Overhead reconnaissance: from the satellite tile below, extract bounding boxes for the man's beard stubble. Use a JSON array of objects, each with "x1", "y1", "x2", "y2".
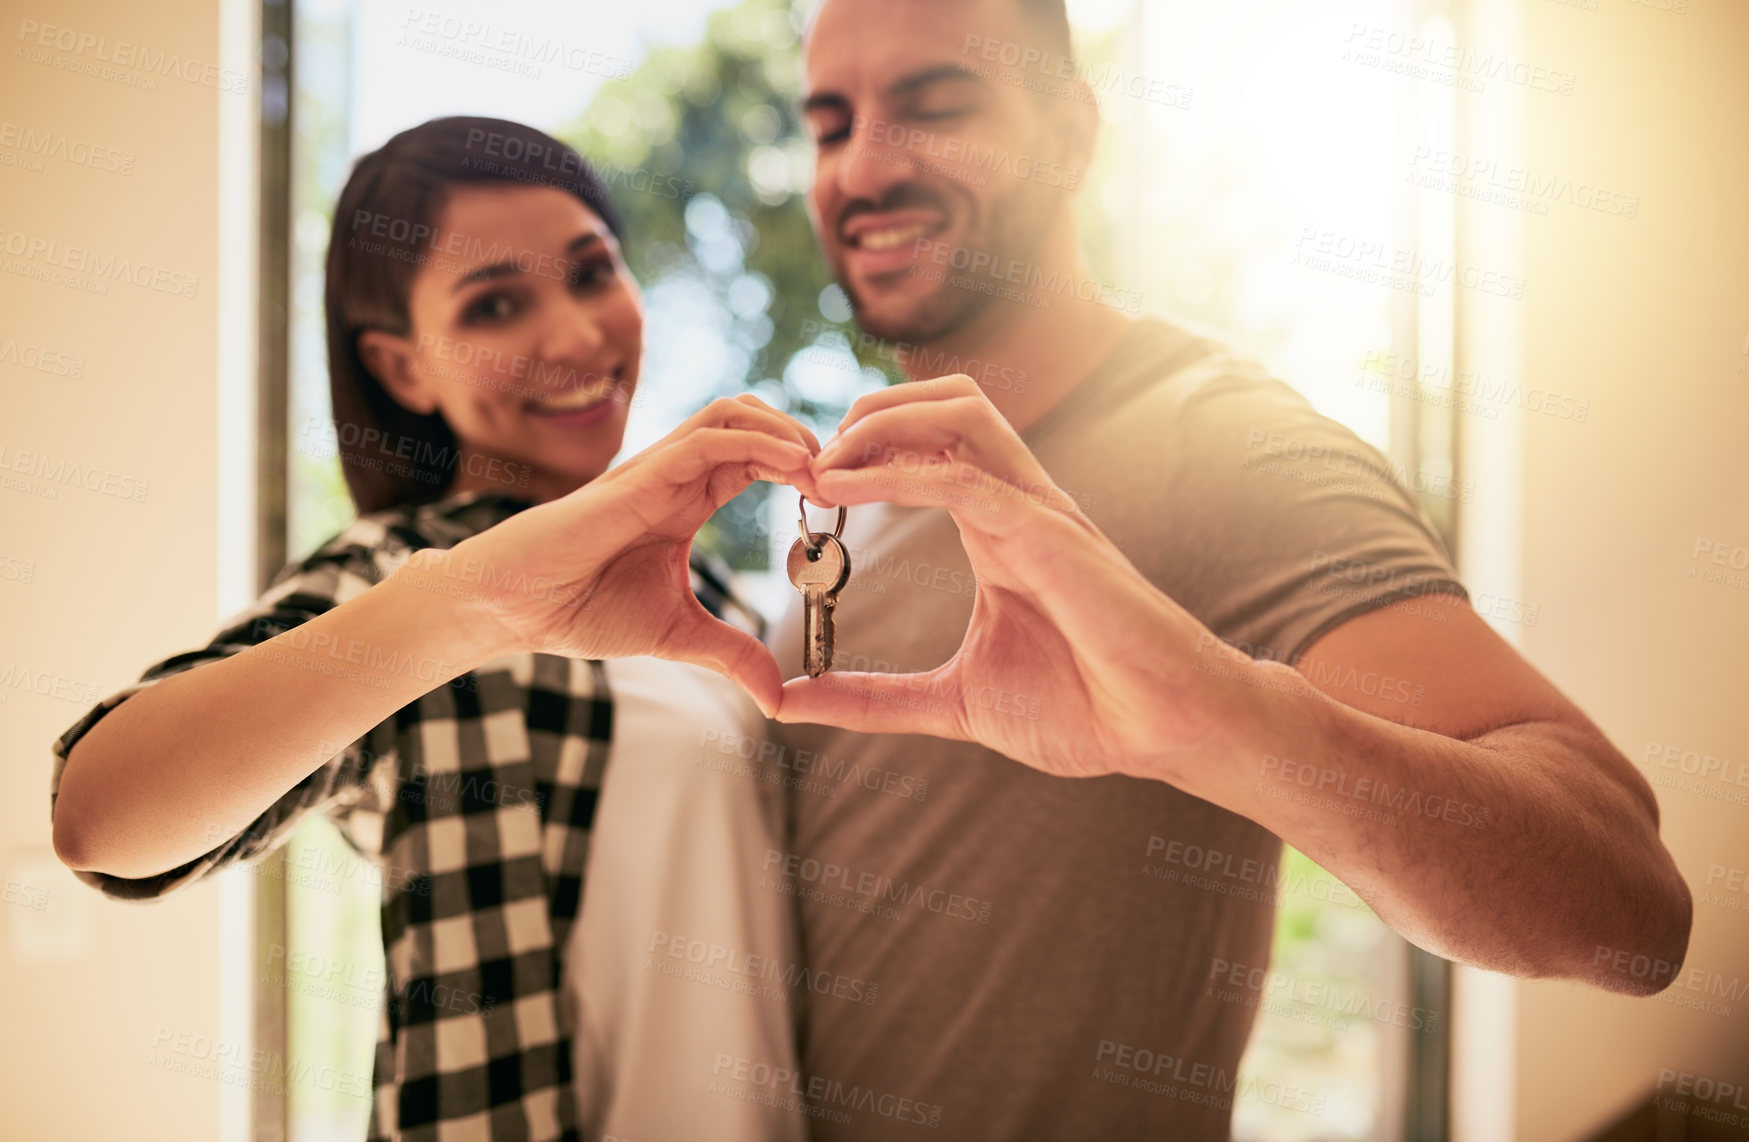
[{"x1": 836, "y1": 174, "x2": 1061, "y2": 349}]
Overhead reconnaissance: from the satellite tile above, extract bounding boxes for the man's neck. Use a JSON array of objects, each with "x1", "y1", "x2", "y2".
[{"x1": 898, "y1": 256, "x2": 1135, "y2": 436}]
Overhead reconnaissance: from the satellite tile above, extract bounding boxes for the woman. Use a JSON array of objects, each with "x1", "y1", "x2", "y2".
[{"x1": 49, "y1": 117, "x2": 818, "y2": 1142}]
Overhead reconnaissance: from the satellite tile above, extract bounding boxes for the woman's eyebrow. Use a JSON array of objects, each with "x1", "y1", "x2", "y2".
[{"x1": 451, "y1": 232, "x2": 604, "y2": 293}]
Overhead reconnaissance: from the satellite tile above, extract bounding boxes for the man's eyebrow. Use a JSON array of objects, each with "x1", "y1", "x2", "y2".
[
  {"x1": 800, "y1": 64, "x2": 985, "y2": 117},
  {"x1": 452, "y1": 232, "x2": 602, "y2": 292},
  {"x1": 887, "y1": 63, "x2": 985, "y2": 100},
  {"x1": 801, "y1": 91, "x2": 851, "y2": 117}
]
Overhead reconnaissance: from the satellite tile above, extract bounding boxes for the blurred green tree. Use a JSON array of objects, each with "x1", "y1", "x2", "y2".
[{"x1": 560, "y1": 0, "x2": 892, "y2": 570}]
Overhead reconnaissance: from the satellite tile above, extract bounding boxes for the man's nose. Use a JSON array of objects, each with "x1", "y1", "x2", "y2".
[{"x1": 835, "y1": 116, "x2": 917, "y2": 206}]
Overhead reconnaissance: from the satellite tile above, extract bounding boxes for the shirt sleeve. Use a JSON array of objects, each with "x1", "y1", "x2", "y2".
[
  {"x1": 1165, "y1": 353, "x2": 1469, "y2": 667},
  {"x1": 49, "y1": 523, "x2": 403, "y2": 903}
]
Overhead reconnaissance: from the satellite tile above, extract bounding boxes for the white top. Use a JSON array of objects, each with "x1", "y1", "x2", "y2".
[{"x1": 566, "y1": 654, "x2": 806, "y2": 1142}]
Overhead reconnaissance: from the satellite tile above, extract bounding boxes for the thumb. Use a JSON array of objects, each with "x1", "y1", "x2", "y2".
[
  {"x1": 775, "y1": 669, "x2": 967, "y2": 740},
  {"x1": 658, "y1": 610, "x2": 784, "y2": 719}
]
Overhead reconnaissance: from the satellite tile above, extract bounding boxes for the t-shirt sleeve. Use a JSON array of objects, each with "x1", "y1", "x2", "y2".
[
  {"x1": 1164, "y1": 355, "x2": 1468, "y2": 667},
  {"x1": 48, "y1": 523, "x2": 403, "y2": 903}
]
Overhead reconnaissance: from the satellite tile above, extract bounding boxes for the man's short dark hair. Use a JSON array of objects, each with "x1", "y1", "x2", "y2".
[{"x1": 1016, "y1": 0, "x2": 1074, "y2": 65}]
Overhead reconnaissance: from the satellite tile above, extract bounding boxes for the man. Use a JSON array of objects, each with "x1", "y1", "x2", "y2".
[{"x1": 764, "y1": 0, "x2": 1691, "y2": 1138}]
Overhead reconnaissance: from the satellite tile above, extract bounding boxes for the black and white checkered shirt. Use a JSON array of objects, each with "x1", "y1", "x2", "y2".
[{"x1": 48, "y1": 488, "x2": 765, "y2": 1141}]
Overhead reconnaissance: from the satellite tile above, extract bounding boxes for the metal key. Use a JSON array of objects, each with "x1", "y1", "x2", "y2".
[{"x1": 788, "y1": 500, "x2": 850, "y2": 678}]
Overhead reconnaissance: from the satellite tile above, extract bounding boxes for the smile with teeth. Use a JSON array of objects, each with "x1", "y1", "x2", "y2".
[
  {"x1": 528, "y1": 370, "x2": 624, "y2": 414},
  {"x1": 856, "y1": 222, "x2": 937, "y2": 250}
]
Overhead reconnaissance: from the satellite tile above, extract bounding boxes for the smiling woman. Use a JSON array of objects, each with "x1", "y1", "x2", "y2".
[
  {"x1": 324, "y1": 118, "x2": 645, "y2": 513},
  {"x1": 49, "y1": 115, "x2": 824, "y2": 1142}
]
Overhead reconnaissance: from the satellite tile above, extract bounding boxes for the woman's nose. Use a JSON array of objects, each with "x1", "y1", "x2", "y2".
[{"x1": 535, "y1": 303, "x2": 609, "y2": 383}]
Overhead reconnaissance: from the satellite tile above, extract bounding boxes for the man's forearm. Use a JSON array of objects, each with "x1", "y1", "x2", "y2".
[{"x1": 1148, "y1": 653, "x2": 1692, "y2": 995}]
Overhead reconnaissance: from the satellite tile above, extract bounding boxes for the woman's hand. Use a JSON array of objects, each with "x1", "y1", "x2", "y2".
[{"x1": 399, "y1": 395, "x2": 820, "y2": 716}]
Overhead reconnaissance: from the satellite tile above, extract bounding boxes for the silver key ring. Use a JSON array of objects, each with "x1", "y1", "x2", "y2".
[{"x1": 797, "y1": 494, "x2": 846, "y2": 557}]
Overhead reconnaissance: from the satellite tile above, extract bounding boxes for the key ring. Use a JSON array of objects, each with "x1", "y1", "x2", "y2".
[{"x1": 797, "y1": 494, "x2": 846, "y2": 559}]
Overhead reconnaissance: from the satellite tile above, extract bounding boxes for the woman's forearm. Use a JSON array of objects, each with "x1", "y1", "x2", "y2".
[{"x1": 53, "y1": 548, "x2": 518, "y2": 880}]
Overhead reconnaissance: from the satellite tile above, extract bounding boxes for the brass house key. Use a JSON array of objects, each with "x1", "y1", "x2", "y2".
[{"x1": 787, "y1": 496, "x2": 850, "y2": 678}]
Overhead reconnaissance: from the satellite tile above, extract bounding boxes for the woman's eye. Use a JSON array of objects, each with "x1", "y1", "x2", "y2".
[
  {"x1": 462, "y1": 293, "x2": 517, "y2": 324},
  {"x1": 569, "y1": 259, "x2": 614, "y2": 289}
]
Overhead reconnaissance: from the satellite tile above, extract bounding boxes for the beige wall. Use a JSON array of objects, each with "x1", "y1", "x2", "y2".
[
  {"x1": 1457, "y1": 0, "x2": 1749, "y2": 1138},
  {"x1": 0, "y1": 0, "x2": 252, "y2": 1137},
  {"x1": 4, "y1": 0, "x2": 1746, "y2": 1138}
]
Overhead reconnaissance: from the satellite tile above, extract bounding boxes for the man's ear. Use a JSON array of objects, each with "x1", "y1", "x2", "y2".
[
  {"x1": 1043, "y1": 81, "x2": 1100, "y2": 185},
  {"x1": 357, "y1": 330, "x2": 437, "y2": 416}
]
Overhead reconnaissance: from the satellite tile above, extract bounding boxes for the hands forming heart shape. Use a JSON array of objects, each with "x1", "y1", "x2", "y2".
[{"x1": 412, "y1": 379, "x2": 1248, "y2": 784}]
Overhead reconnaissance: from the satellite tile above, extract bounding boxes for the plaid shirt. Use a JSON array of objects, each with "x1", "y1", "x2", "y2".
[{"x1": 48, "y1": 488, "x2": 765, "y2": 1141}]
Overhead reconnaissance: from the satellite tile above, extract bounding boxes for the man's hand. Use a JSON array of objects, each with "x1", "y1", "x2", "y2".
[
  {"x1": 776, "y1": 375, "x2": 1249, "y2": 781},
  {"x1": 777, "y1": 375, "x2": 1692, "y2": 995}
]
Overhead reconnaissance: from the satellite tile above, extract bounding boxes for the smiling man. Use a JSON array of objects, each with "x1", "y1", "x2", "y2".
[{"x1": 761, "y1": 0, "x2": 1693, "y2": 1139}]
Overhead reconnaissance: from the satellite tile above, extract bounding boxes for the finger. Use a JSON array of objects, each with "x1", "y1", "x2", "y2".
[
  {"x1": 601, "y1": 431, "x2": 812, "y2": 540},
  {"x1": 646, "y1": 429, "x2": 814, "y2": 490},
  {"x1": 672, "y1": 394, "x2": 820, "y2": 455},
  {"x1": 775, "y1": 670, "x2": 969, "y2": 740},
  {"x1": 659, "y1": 608, "x2": 784, "y2": 719},
  {"x1": 833, "y1": 373, "x2": 984, "y2": 436},
  {"x1": 813, "y1": 462, "x2": 1077, "y2": 532},
  {"x1": 729, "y1": 393, "x2": 823, "y2": 454},
  {"x1": 816, "y1": 397, "x2": 1042, "y2": 487}
]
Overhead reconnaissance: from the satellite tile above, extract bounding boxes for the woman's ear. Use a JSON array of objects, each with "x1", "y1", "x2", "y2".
[{"x1": 358, "y1": 330, "x2": 438, "y2": 416}]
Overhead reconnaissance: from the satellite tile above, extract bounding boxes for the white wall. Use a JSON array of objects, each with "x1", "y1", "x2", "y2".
[
  {"x1": 1457, "y1": 0, "x2": 1749, "y2": 1137},
  {"x1": 0, "y1": 0, "x2": 254, "y2": 1137}
]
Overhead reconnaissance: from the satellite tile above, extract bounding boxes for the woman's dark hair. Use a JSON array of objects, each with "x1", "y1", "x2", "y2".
[{"x1": 324, "y1": 115, "x2": 626, "y2": 516}]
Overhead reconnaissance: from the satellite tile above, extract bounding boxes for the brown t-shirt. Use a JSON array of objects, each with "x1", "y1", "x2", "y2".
[{"x1": 768, "y1": 316, "x2": 1466, "y2": 1140}]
